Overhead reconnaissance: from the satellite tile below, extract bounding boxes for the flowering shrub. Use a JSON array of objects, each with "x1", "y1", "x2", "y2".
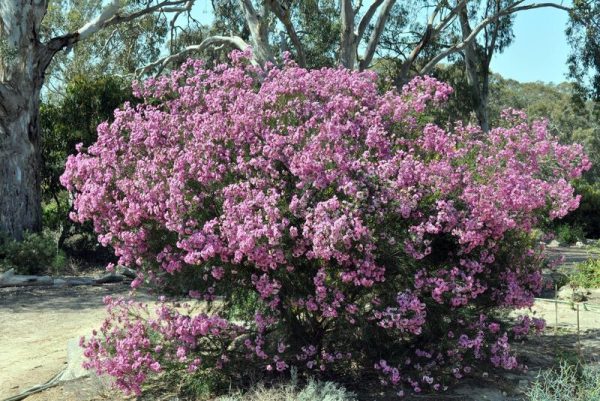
[{"x1": 62, "y1": 52, "x2": 590, "y2": 396}]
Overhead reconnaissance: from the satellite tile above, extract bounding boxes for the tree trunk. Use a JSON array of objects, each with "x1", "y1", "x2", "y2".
[
  {"x1": 477, "y1": 71, "x2": 490, "y2": 132},
  {"x1": 0, "y1": 269, "x2": 53, "y2": 288},
  {"x1": 0, "y1": 89, "x2": 43, "y2": 240},
  {"x1": 459, "y1": 7, "x2": 490, "y2": 132},
  {"x1": 0, "y1": 1, "x2": 48, "y2": 240},
  {"x1": 339, "y1": 0, "x2": 357, "y2": 69}
]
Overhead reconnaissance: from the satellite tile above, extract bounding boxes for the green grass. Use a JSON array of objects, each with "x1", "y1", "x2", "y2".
[{"x1": 570, "y1": 259, "x2": 600, "y2": 289}]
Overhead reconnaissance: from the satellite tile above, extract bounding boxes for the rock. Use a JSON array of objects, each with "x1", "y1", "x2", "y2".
[
  {"x1": 60, "y1": 339, "x2": 114, "y2": 399},
  {"x1": 557, "y1": 286, "x2": 588, "y2": 302},
  {"x1": 574, "y1": 241, "x2": 585, "y2": 248},
  {"x1": 59, "y1": 338, "x2": 90, "y2": 382},
  {"x1": 53, "y1": 278, "x2": 67, "y2": 286},
  {"x1": 547, "y1": 239, "x2": 563, "y2": 248},
  {"x1": 548, "y1": 272, "x2": 569, "y2": 288},
  {"x1": 557, "y1": 286, "x2": 573, "y2": 300},
  {"x1": 573, "y1": 292, "x2": 588, "y2": 302}
]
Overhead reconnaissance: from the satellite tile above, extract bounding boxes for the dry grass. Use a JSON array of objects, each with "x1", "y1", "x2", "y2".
[{"x1": 217, "y1": 374, "x2": 356, "y2": 401}]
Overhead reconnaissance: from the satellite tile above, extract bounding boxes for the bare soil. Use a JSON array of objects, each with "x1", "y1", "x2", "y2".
[{"x1": 0, "y1": 283, "x2": 141, "y2": 401}]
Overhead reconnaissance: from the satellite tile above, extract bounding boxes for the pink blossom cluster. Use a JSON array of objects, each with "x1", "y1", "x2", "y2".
[
  {"x1": 82, "y1": 297, "x2": 244, "y2": 395},
  {"x1": 64, "y1": 52, "x2": 590, "y2": 396}
]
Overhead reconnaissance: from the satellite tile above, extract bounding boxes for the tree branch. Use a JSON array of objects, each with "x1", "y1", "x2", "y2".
[
  {"x1": 135, "y1": 35, "x2": 251, "y2": 76},
  {"x1": 238, "y1": 0, "x2": 274, "y2": 65},
  {"x1": 357, "y1": 0, "x2": 386, "y2": 41},
  {"x1": 419, "y1": 1, "x2": 571, "y2": 75},
  {"x1": 268, "y1": 0, "x2": 306, "y2": 67},
  {"x1": 359, "y1": 0, "x2": 396, "y2": 70},
  {"x1": 44, "y1": 0, "x2": 193, "y2": 55},
  {"x1": 395, "y1": 0, "x2": 460, "y2": 83},
  {"x1": 433, "y1": 0, "x2": 468, "y2": 33}
]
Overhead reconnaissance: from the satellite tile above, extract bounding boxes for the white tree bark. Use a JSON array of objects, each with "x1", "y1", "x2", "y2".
[
  {"x1": 239, "y1": 0, "x2": 274, "y2": 65},
  {"x1": 136, "y1": 35, "x2": 251, "y2": 76},
  {"x1": 339, "y1": 0, "x2": 358, "y2": 69},
  {"x1": 0, "y1": 269, "x2": 54, "y2": 287},
  {"x1": 0, "y1": 268, "x2": 132, "y2": 287},
  {"x1": 359, "y1": 0, "x2": 396, "y2": 70}
]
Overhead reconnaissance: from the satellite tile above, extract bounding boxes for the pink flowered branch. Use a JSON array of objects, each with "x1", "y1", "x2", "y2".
[{"x1": 62, "y1": 51, "x2": 590, "y2": 396}]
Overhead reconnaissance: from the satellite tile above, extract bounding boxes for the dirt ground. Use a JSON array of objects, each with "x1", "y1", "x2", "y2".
[
  {"x1": 0, "y1": 283, "x2": 142, "y2": 401},
  {"x1": 1, "y1": 246, "x2": 600, "y2": 401}
]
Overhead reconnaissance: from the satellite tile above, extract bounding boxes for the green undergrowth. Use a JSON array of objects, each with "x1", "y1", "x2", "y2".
[{"x1": 0, "y1": 230, "x2": 67, "y2": 275}]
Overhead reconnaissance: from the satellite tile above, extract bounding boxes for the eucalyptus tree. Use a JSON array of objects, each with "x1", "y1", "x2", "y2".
[
  {"x1": 41, "y1": 1, "x2": 169, "y2": 89},
  {"x1": 374, "y1": 0, "x2": 577, "y2": 131}
]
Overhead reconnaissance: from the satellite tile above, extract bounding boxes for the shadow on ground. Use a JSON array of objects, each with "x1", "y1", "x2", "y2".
[
  {"x1": 0, "y1": 282, "x2": 154, "y2": 312},
  {"x1": 356, "y1": 329, "x2": 600, "y2": 401}
]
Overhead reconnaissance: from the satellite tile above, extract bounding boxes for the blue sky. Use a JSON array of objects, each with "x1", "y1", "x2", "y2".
[{"x1": 490, "y1": 6, "x2": 571, "y2": 84}]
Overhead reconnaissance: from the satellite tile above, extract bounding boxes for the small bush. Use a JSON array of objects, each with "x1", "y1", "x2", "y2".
[
  {"x1": 527, "y1": 362, "x2": 600, "y2": 401},
  {"x1": 0, "y1": 231, "x2": 67, "y2": 275},
  {"x1": 218, "y1": 379, "x2": 356, "y2": 401},
  {"x1": 570, "y1": 259, "x2": 600, "y2": 288},
  {"x1": 555, "y1": 224, "x2": 586, "y2": 245}
]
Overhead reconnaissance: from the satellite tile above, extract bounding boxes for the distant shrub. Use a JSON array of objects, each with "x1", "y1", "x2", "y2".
[
  {"x1": 555, "y1": 224, "x2": 586, "y2": 245},
  {"x1": 527, "y1": 362, "x2": 600, "y2": 401},
  {"x1": 0, "y1": 231, "x2": 67, "y2": 275},
  {"x1": 570, "y1": 259, "x2": 600, "y2": 288},
  {"x1": 42, "y1": 192, "x2": 70, "y2": 231}
]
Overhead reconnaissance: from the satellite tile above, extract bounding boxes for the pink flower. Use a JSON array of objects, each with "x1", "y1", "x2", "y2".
[{"x1": 67, "y1": 51, "x2": 588, "y2": 397}]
